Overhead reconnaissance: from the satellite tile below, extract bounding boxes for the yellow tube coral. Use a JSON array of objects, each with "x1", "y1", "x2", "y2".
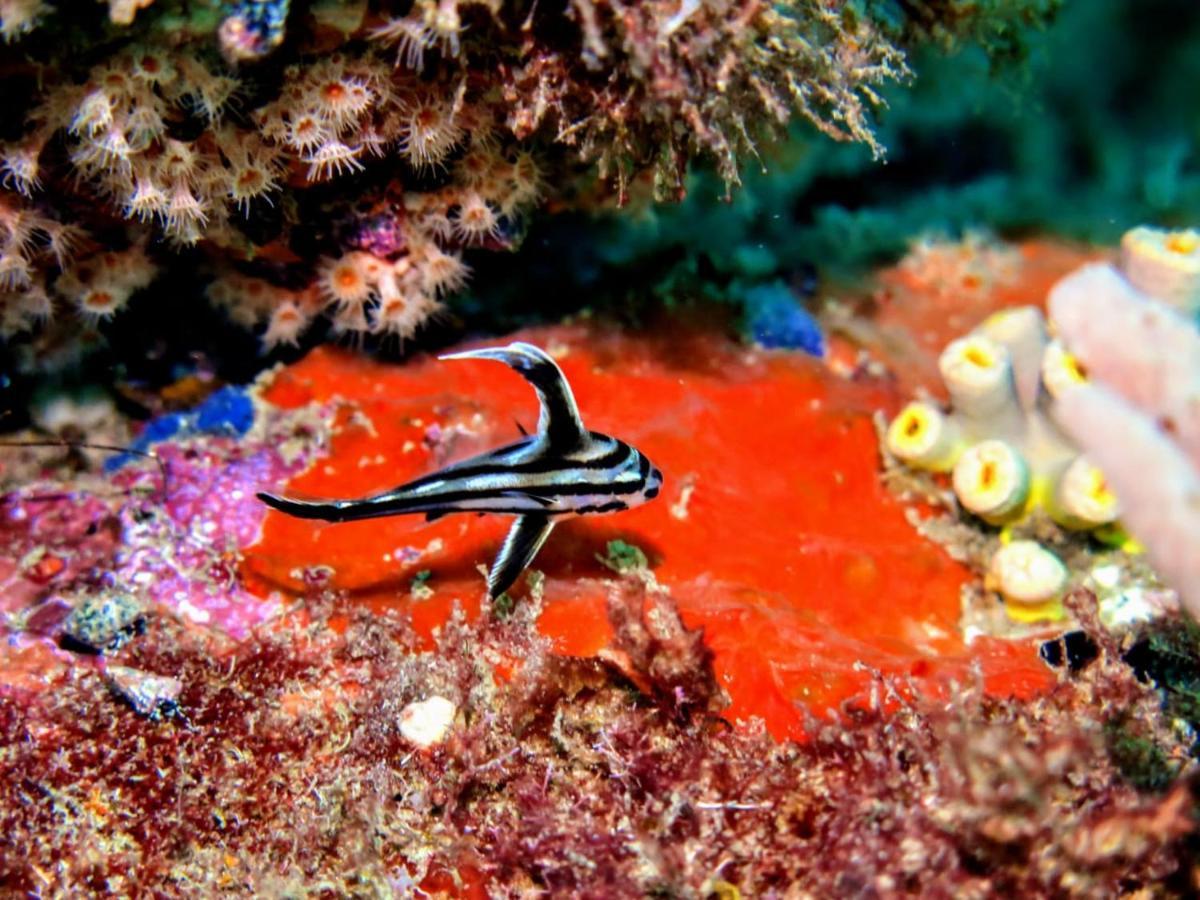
[
  {"x1": 937, "y1": 334, "x2": 1021, "y2": 428},
  {"x1": 885, "y1": 401, "x2": 963, "y2": 472},
  {"x1": 952, "y1": 439, "x2": 1030, "y2": 524},
  {"x1": 1039, "y1": 339, "x2": 1088, "y2": 400},
  {"x1": 1120, "y1": 225, "x2": 1200, "y2": 314},
  {"x1": 1049, "y1": 455, "x2": 1120, "y2": 531}
]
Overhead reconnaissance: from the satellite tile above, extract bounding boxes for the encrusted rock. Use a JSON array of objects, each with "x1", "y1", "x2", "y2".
[{"x1": 61, "y1": 592, "x2": 145, "y2": 654}]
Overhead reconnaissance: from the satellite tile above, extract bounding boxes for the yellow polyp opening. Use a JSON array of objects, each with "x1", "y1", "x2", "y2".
[
  {"x1": 1165, "y1": 232, "x2": 1198, "y2": 255},
  {"x1": 979, "y1": 460, "x2": 997, "y2": 490},
  {"x1": 1066, "y1": 356, "x2": 1087, "y2": 383},
  {"x1": 1088, "y1": 471, "x2": 1116, "y2": 507},
  {"x1": 888, "y1": 404, "x2": 938, "y2": 460},
  {"x1": 902, "y1": 411, "x2": 926, "y2": 439},
  {"x1": 963, "y1": 344, "x2": 995, "y2": 369}
]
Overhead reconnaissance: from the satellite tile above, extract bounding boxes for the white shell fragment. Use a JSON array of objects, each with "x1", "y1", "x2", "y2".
[
  {"x1": 106, "y1": 665, "x2": 183, "y2": 719},
  {"x1": 398, "y1": 695, "x2": 457, "y2": 749}
]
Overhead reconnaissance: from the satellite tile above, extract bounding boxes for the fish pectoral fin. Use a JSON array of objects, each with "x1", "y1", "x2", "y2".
[
  {"x1": 487, "y1": 514, "x2": 555, "y2": 599},
  {"x1": 439, "y1": 342, "x2": 588, "y2": 453},
  {"x1": 497, "y1": 488, "x2": 554, "y2": 508}
]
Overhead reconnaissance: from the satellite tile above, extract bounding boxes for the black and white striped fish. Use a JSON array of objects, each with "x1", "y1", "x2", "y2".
[{"x1": 257, "y1": 342, "x2": 663, "y2": 598}]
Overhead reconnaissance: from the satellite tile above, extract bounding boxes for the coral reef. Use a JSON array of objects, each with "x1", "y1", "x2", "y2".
[
  {"x1": 881, "y1": 299, "x2": 1122, "y2": 624},
  {"x1": 3, "y1": 253, "x2": 1199, "y2": 893},
  {"x1": 243, "y1": 323, "x2": 1055, "y2": 739},
  {"x1": 0, "y1": 0, "x2": 1067, "y2": 354},
  {"x1": 3, "y1": 2, "x2": 1200, "y2": 893},
  {"x1": 880, "y1": 226, "x2": 1199, "y2": 635}
]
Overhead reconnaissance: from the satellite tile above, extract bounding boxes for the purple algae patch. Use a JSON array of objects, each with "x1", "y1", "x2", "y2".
[
  {"x1": 3, "y1": 399, "x2": 326, "y2": 642},
  {"x1": 106, "y1": 437, "x2": 309, "y2": 637}
]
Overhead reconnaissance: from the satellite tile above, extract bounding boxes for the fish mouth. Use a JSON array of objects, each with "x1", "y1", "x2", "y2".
[{"x1": 644, "y1": 466, "x2": 663, "y2": 499}]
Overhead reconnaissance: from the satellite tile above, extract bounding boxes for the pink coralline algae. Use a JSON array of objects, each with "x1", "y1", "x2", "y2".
[
  {"x1": 2, "y1": 399, "x2": 327, "y2": 648},
  {"x1": 104, "y1": 441, "x2": 301, "y2": 635}
]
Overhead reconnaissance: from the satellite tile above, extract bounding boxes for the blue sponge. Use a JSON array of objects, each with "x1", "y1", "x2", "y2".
[{"x1": 742, "y1": 281, "x2": 825, "y2": 356}]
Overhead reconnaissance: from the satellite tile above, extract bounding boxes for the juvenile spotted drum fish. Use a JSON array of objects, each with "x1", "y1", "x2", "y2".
[{"x1": 257, "y1": 342, "x2": 663, "y2": 598}]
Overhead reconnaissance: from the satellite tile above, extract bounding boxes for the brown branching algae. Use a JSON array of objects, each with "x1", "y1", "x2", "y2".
[{"x1": 1, "y1": 581, "x2": 1197, "y2": 895}]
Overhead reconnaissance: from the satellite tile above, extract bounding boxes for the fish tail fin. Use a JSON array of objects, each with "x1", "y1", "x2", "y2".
[{"x1": 256, "y1": 490, "x2": 424, "y2": 523}]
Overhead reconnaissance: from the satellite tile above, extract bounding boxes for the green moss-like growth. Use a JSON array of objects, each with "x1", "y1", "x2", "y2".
[
  {"x1": 1105, "y1": 717, "x2": 1181, "y2": 793},
  {"x1": 598, "y1": 539, "x2": 649, "y2": 574},
  {"x1": 1125, "y1": 614, "x2": 1200, "y2": 755}
]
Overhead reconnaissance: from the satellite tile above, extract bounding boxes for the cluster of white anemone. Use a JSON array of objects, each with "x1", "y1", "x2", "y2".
[
  {"x1": 0, "y1": 196, "x2": 80, "y2": 334},
  {"x1": 203, "y1": 116, "x2": 543, "y2": 350},
  {"x1": 0, "y1": 47, "x2": 275, "y2": 247},
  {"x1": 1, "y1": 0, "x2": 156, "y2": 38},
  {"x1": 216, "y1": 70, "x2": 542, "y2": 349}
]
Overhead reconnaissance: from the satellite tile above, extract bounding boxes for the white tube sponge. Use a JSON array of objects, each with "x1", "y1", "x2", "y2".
[
  {"x1": 977, "y1": 306, "x2": 1047, "y2": 413},
  {"x1": 1120, "y1": 226, "x2": 1200, "y2": 314},
  {"x1": 1052, "y1": 383, "x2": 1200, "y2": 615},
  {"x1": 1048, "y1": 263, "x2": 1200, "y2": 466}
]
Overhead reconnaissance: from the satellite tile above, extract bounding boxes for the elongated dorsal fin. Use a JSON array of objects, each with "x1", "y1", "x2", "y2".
[
  {"x1": 488, "y1": 514, "x2": 555, "y2": 598},
  {"x1": 439, "y1": 341, "x2": 587, "y2": 451}
]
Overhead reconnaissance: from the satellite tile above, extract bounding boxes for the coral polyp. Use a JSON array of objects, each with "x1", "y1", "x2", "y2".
[{"x1": 0, "y1": 0, "x2": 965, "y2": 344}]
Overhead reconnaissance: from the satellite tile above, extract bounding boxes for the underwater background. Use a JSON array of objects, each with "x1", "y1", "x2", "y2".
[{"x1": 2, "y1": 0, "x2": 1200, "y2": 895}]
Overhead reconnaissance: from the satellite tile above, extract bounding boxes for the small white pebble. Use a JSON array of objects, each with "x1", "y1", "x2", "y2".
[
  {"x1": 177, "y1": 598, "x2": 211, "y2": 624},
  {"x1": 1090, "y1": 564, "x2": 1121, "y2": 589},
  {"x1": 962, "y1": 625, "x2": 986, "y2": 645},
  {"x1": 398, "y1": 696, "x2": 456, "y2": 749}
]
